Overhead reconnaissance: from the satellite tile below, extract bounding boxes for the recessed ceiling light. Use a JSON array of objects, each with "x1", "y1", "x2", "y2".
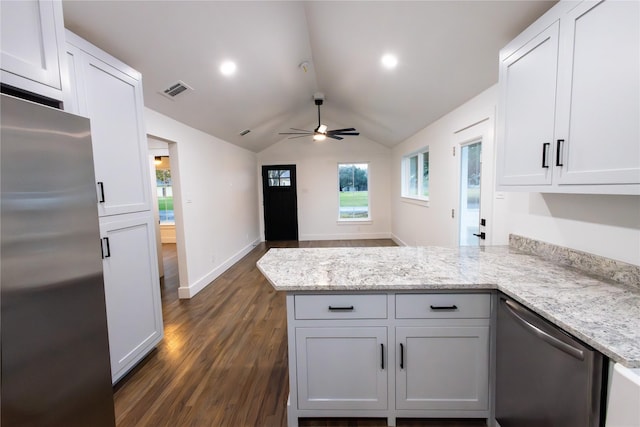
[
  {"x1": 220, "y1": 61, "x2": 237, "y2": 76},
  {"x1": 381, "y1": 54, "x2": 398, "y2": 69}
]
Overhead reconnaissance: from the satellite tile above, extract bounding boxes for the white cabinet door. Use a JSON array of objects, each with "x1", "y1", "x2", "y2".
[
  {"x1": 0, "y1": 0, "x2": 66, "y2": 101},
  {"x1": 295, "y1": 327, "x2": 387, "y2": 410},
  {"x1": 396, "y1": 326, "x2": 489, "y2": 411},
  {"x1": 555, "y1": 0, "x2": 640, "y2": 186},
  {"x1": 66, "y1": 33, "x2": 152, "y2": 216},
  {"x1": 497, "y1": 21, "x2": 559, "y2": 187},
  {"x1": 100, "y1": 212, "x2": 163, "y2": 383}
]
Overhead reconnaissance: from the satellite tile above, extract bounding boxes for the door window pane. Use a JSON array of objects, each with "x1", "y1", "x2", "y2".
[
  {"x1": 268, "y1": 169, "x2": 291, "y2": 187},
  {"x1": 459, "y1": 142, "x2": 481, "y2": 246}
]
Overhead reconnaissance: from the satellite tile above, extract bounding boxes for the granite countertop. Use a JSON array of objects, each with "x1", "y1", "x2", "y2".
[{"x1": 257, "y1": 245, "x2": 640, "y2": 368}]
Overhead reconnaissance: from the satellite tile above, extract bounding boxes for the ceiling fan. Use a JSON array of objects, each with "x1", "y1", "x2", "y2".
[{"x1": 279, "y1": 94, "x2": 360, "y2": 141}]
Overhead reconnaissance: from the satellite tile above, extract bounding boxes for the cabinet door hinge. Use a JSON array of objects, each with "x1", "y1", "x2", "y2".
[{"x1": 452, "y1": 146, "x2": 456, "y2": 156}]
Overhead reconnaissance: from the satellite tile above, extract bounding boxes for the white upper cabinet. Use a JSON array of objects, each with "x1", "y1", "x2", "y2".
[
  {"x1": 497, "y1": 0, "x2": 640, "y2": 194},
  {"x1": 66, "y1": 31, "x2": 152, "y2": 216},
  {"x1": 0, "y1": 0, "x2": 68, "y2": 103},
  {"x1": 498, "y1": 21, "x2": 560, "y2": 186},
  {"x1": 554, "y1": 0, "x2": 640, "y2": 187}
]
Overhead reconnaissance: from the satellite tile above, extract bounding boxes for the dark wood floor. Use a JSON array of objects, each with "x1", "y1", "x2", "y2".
[{"x1": 113, "y1": 240, "x2": 486, "y2": 427}]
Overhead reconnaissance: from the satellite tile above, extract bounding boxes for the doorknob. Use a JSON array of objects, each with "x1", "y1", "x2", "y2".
[{"x1": 473, "y1": 232, "x2": 486, "y2": 240}]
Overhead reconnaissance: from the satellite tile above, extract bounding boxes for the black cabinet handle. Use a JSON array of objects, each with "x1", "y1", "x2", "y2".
[
  {"x1": 430, "y1": 305, "x2": 458, "y2": 310},
  {"x1": 381, "y1": 343, "x2": 384, "y2": 370},
  {"x1": 100, "y1": 239, "x2": 105, "y2": 259},
  {"x1": 102, "y1": 237, "x2": 111, "y2": 258},
  {"x1": 400, "y1": 343, "x2": 404, "y2": 370},
  {"x1": 97, "y1": 181, "x2": 105, "y2": 203},
  {"x1": 556, "y1": 139, "x2": 564, "y2": 167},
  {"x1": 328, "y1": 306, "x2": 354, "y2": 311},
  {"x1": 542, "y1": 142, "x2": 550, "y2": 168}
]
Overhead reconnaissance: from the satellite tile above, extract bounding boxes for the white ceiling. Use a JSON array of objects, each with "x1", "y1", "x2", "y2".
[{"x1": 62, "y1": 1, "x2": 556, "y2": 152}]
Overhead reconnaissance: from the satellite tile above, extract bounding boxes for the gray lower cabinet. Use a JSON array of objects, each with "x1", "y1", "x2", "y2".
[
  {"x1": 396, "y1": 326, "x2": 489, "y2": 411},
  {"x1": 286, "y1": 292, "x2": 492, "y2": 427},
  {"x1": 295, "y1": 327, "x2": 387, "y2": 410}
]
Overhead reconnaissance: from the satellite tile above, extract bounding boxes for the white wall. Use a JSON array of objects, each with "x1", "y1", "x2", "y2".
[
  {"x1": 145, "y1": 108, "x2": 260, "y2": 298},
  {"x1": 391, "y1": 85, "x2": 640, "y2": 266},
  {"x1": 505, "y1": 193, "x2": 640, "y2": 266},
  {"x1": 258, "y1": 132, "x2": 391, "y2": 240},
  {"x1": 391, "y1": 86, "x2": 504, "y2": 247}
]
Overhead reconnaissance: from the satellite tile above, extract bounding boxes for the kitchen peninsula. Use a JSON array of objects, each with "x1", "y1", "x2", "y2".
[{"x1": 257, "y1": 236, "x2": 640, "y2": 426}]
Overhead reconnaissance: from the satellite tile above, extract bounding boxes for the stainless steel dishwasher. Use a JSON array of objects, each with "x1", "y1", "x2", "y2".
[{"x1": 496, "y1": 295, "x2": 606, "y2": 427}]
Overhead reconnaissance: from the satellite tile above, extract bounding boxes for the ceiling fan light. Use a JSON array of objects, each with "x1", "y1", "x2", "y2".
[
  {"x1": 313, "y1": 133, "x2": 327, "y2": 141},
  {"x1": 317, "y1": 124, "x2": 328, "y2": 134}
]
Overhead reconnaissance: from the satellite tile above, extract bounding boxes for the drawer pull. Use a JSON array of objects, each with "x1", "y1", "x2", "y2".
[
  {"x1": 400, "y1": 343, "x2": 405, "y2": 369},
  {"x1": 430, "y1": 305, "x2": 458, "y2": 310},
  {"x1": 381, "y1": 343, "x2": 384, "y2": 370},
  {"x1": 328, "y1": 305, "x2": 354, "y2": 311}
]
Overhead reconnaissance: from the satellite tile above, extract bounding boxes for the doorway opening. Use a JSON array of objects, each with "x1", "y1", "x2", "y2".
[
  {"x1": 459, "y1": 141, "x2": 482, "y2": 246},
  {"x1": 262, "y1": 164, "x2": 299, "y2": 241},
  {"x1": 148, "y1": 136, "x2": 183, "y2": 303}
]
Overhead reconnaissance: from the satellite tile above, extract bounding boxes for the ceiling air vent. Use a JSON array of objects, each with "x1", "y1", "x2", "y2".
[
  {"x1": 160, "y1": 80, "x2": 193, "y2": 100},
  {"x1": 239, "y1": 129, "x2": 251, "y2": 136}
]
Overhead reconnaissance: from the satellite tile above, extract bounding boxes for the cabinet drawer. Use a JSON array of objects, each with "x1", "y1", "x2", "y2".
[
  {"x1": 294, "y1": 294, "x2": 387, "y2": 320},
  {"x1": 396, "y1": 294, "x2": 490, "y2": 319}
]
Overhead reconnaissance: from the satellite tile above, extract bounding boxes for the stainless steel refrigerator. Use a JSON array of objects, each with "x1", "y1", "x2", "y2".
[{"x1": 1, "y1": 93, "x2": 116, "y2": 426}]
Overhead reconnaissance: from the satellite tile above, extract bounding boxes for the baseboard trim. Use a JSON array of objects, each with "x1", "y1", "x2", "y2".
[
  {"x1": 391, "y1": 233, "x2": 408, "y2": 246},
  {"x1": 299, "y1": 232, "x2": 392, "y2": 241},
  {"x1": 178, "y1": 238, "x2": 261, "y2": 299}
]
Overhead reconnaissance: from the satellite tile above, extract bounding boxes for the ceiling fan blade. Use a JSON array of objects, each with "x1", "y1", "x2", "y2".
[
  {"x1": 279, "y1": 132, "x2": 312, "y2": 135},
  {"x1": 288, "y1": 134, "x2": 312, "y2": 139},
  {"x1": 331, "y1": 132, "x2": 360, "y2": 136},
  {"x1": 290, "y1": 128, "x2": 312, "y2": 132},
  {"x1": 328, "y1": 135, "x2": 344, "y2": 141},
  {"x1": 328, "y1": 128, "x2": 356, "y2": 133}
]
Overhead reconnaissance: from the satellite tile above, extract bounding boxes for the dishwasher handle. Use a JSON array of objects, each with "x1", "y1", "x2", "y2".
[{"x1": 503, "y1": 299, "x2": 585, "y2": 361}]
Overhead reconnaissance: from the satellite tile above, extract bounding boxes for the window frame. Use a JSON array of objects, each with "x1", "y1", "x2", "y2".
[
  {"x1": 401, "y1": 147, "x2": 429, "y2": 202},
  {"x1": 337, "y1": 162, "x2": 371, "y2": 222}
]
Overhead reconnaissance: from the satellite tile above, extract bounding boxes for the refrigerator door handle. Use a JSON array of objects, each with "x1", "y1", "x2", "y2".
[{"x1": 504, "y1": 299, "x2": 584, "y2": 360}]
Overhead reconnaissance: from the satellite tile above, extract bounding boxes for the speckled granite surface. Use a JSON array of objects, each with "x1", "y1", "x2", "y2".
[
  {"x1": 510, "y1": 234, "x2": 640, "y2": 289},
  {"x1": 257, "y1": 245, "x2": 640, "y2": 368}
]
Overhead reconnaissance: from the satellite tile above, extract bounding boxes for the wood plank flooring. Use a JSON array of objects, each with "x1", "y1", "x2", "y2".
[{"x1": 113, "y1": 240, "x2": 486, "y2": 427}]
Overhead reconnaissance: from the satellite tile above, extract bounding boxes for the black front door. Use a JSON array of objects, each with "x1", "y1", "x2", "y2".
[{"x1": 262, "y1": 165, "x2": 298, "y2": 241}]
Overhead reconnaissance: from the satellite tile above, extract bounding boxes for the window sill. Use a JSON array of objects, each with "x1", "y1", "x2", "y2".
[
  {"x1": 336, "y1": 219, "x2": 372, "y2": 225},
  {"x1": 400, "y1": 196, "x2": 429, "y2": 207}
]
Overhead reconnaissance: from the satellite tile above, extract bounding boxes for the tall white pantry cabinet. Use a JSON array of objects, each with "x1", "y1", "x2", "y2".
[{"x1": 65, "y1": 31, "x2": 163, "y2": 384}]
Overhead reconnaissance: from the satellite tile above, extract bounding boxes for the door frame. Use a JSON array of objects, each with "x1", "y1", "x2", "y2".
[
  {"x1": 453, "y1": 117, "x2": 495, "y2": 246},
  {"x1": 261, "y1": 164, "x2": 299, "y2": 241}
]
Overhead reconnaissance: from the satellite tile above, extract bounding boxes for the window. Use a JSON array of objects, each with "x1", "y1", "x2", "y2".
[
  {"x1": 267, "y1": 169, "x2": 291, "y2": 187},
  {"x1": 338, "y1": 163, "x2": 369, "y2": 220},
  {"x1": 155, "y1": 157, "x2": 174, "y2": 224},
  {"x1": 402, "y1": 148, "x2": 429, "y2": 200}
]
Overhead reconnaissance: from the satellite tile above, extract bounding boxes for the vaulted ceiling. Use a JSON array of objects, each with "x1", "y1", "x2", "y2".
[{"x1": 62, "y1": 1, "x2": 556, "y2": 152}]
